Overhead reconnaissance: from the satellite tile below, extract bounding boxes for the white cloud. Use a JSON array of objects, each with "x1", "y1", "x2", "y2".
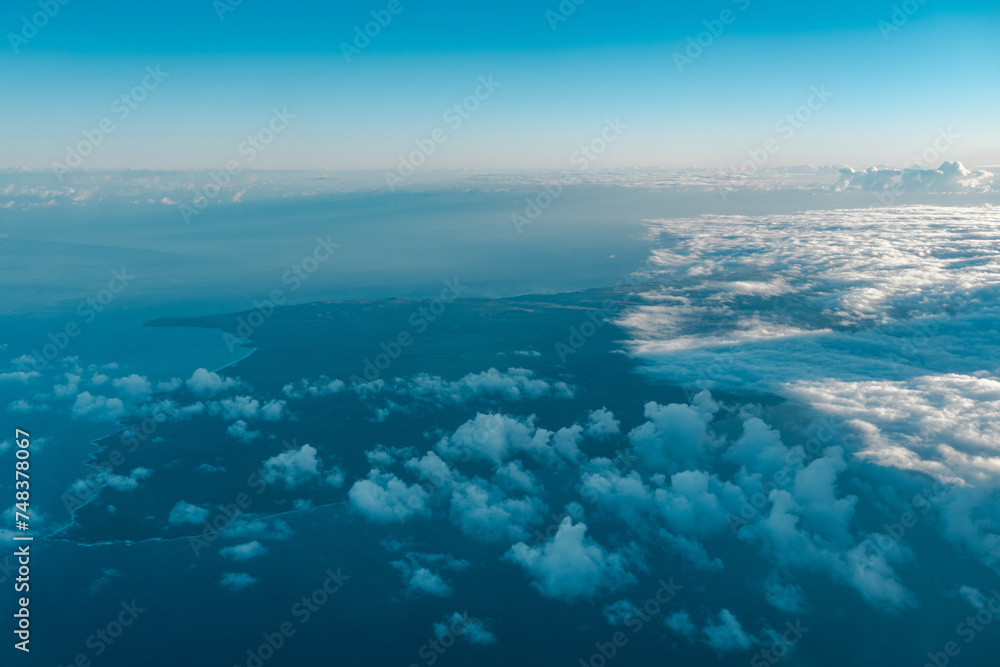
[
  {"x1": 504, "y1": 517, "x2": 637, "y2": 601},
  {"x1": 220, "y1": 541, "x2": 269, "y2": 562},
  {"x1": 349, "y1": 470, "x2": 430, "y2": 523},
  {"x1": 112, "y1": 374, "x2": 152, "y2": 398},
  {"x1": 72, "y1": 392, "x2": 126, "y2": 421},
  {"x1": 261, "y1": 444, "x2": 341, "y2": 489},
  {"x1": 226, "y1": 420, "x2": 260, "y2": 442},
  {"x1": 432, "y1": 612, "x2": 496, "y2": 647},
  {"x1": 219, "y1": 572, "x2": 259, "y2": 592},
  {"x1": 168, "y1": 501, "x2": 209, "y2": 526},
  {"x1": 282, "y1": 376, "x2": 345, "y2": 398},
  {"x1": 186, "y1": 368, "x2": 241, "y2": 396}
]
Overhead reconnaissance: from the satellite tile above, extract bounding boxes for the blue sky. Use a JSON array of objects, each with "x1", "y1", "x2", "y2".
[{"x1": 2, "y1": 0, "x2": 998, "y2": 170}]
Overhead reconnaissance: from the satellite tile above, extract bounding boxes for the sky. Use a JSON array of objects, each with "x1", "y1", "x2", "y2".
[{"x1": 1, "y1": 0, "x2": 998, "y2": 171}]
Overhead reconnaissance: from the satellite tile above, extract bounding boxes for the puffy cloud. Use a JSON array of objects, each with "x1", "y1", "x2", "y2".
[
  {"x1": 168, "y1": 501, "x2": 209, "y2": 526},
  {"x1": 105, "y1": 467, "x2": 152, "y2": 491},
  {"x1": 628, "y1": 391, "x2": 719, "y2": 473},
  {"x1": 432, "y1": 612, "x2": 496, "y2": 647},
  {"x1": 763, "y1": 575, "x2": 807, "y2": 613},
  {"x1": 436, "y1": 412, "x2": 556, "y2": 466},
  {"x1": 665, "y1": 611, "x2": 697, "y2": 639},
  {"x1": 112, "y1": 374, "x2": 152, "y2": 398},
  {"x1": 505, "y1": 517, "x2": 637, "y2": 601},
  {"x1": 219, "y1": 572, "x2": 259, "y2": 592},
  {"x1": 701, "y1": 609, "x2": 757, "y2": 654},
  {"x1": 349, "y1": 470, "x2": 430, "y2": 523},
  {"x1": 358, "y1": 368, "x2": 575, "y2": 418},
  {"x1": 226, "y1": 420, "x2": 260, "y2": 442},
  {"x1": 390, "y1": 552, "x2": 469, "y2": 598},
  {"x1": 53, "y1": 373, "x2": 81, "y2": 396},
  {"x1": 72, "y1": 392, "x2": 126, "y2": 421},
  {"x1": 261, "y1": 444, "x2": 342, "y2": 489},
  {"x1": 282, "y1": 376, "x2": 345, "y2": 398},
  {"x1": 209, "y1": 396, "x2": 287, "y2": 422},
  {"x1": 186, "y1": 368, "x2": 241, "y2": 396},
  {"x1": 220, "y1": 541, "x2": 269, "y2": 562},
  {"x1": 449, "y1": 478, "x2": 546, "y2": 543},
  {"x1": 835, "y1": 161, "x2": 996, "y2": 193},
  {"x1": 585, "y1": 407, "x2": 621, "y2": 439}
]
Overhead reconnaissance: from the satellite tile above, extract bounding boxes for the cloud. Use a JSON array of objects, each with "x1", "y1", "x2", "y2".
[
  {"x1": 186, "y1": 368, "x2": 241, "y2": 396},
  {"x1": 0, "y1": 371, "x2": 39, "y2": 383},
  {"x1": 220, "y1": 541, "x2": 269, "y2": 562},
  {"x1": 168, "y1": 501, "x2": 210, "y2": 526},
  {"x1": 358, "y1": 368, "x2": 575, "y2": 418},
  {"x1": 505, "y1": 517, "x2": 637, "y2": 601},
  {"x1": 701, "y1": 609, "x2": 757, "y2": 654},
  {"x1": 112, "y1": 374, "x2": 152, "y2": 398},
  {"x1": 226, "y1": 420, "x2": 260, "y2": 442},
  {"x1": 105, "y1": 467, "x2": 152, "y2": 491},
  {"x1": 585, "y1": 407, "x2": 621, "y2": 439},
  {"x1": 72, "y1": 392, "x2": 126, "y2": 421},
  {"x1": 219, "y1": 572, "x2": 259, "y2": 592},
  {"x1": 261, "y1": 444, "x2": 342, "y2": 489},
  {"x1": 835, "y1": 161, "x2": 996, "y2": 193},
  {"x1": 436, "y1": 412, "x2": 556, "y2": 466},
  {"x1": 282, "y1": 375, "x2": 345, "y2": 398},
  {"x1": 628, "y1": 391, "x2": 719, "y2": 473},
  {"x1": 432, "y1": 612, "x2": 496, "y2": 647},
  {"x1": 390, "y1": 552, "x2": 469, "y2": 598},
  {"x1": 449, "y1": 477, "x2": 546, "y2": 543},
  {"x1": 349, "y1": 470, "x2": 430, "y2": 523}
]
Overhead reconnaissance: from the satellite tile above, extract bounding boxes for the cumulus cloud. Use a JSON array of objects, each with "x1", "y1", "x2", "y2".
[
  {"x1": 168, "y1": 501, "x2": 210, "y2": 526},
  {"x1": 261, "y1": 444, "x2": 343, "y2": 489},
  {"x1": 357, "y1": 368, "x2": 575, "y2": 418},
  {"x1": 72, "y1": 392, "x2": 126, "y2": 421},
  {"x1": 505, "y1": 517, "x2": 637, "y2": 601},
  {"x1": 628, "y1": 391, "x2": 719, "y2": 472},
  {"x1": 390, "y1": 552, "x2": 470, "y2": 597},
  {"x1": 220, "y1": 541, "x2": 269, "y2": 562},
  {"x1": 282, "y1": 376, "x2": 345, "y2": 398},
  {"x1": 436, "y1": 412, "x2": 556, "y2": 466},
  {"x1": 186, "y1": 368, "x2": 241, "y2": 396},
  {"x1": 585, "y1": 407, "x2": 621, "y2": 439},
  {"x1": 349, "y1": 470, "x2": 430, "y2": 523},
  {"x1": 226, "y1": 420, "x2": 260, "y2": 442},
  {"x1": 219, "y1": 572, "x2": 259, "y2": 592},
  {"x1": 112, "y1": 374, "x2": 152, "y2": 399},
  {"x1": 449, "y1": 477, "x2": 546, "y2": 543},
  {"x1": 835, "y1": 161, "x2": 996, "y2": 194},
  {"x1": 432, "y1": 612, "x2": 496, "y2": 647}
]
